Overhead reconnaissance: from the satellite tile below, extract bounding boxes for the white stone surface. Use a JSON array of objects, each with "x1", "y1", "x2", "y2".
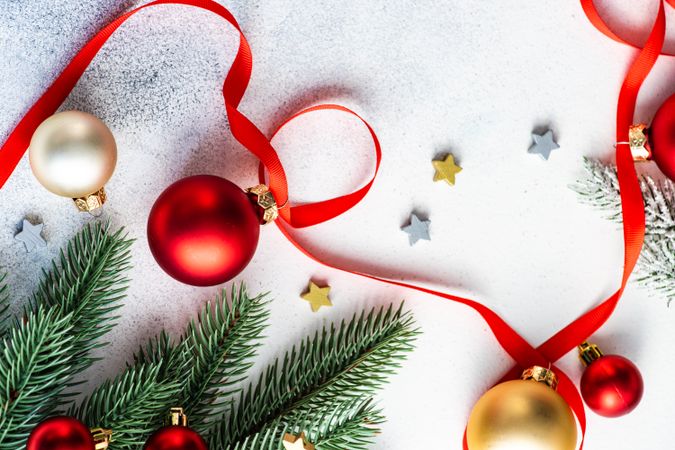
[{"x1": 1, "y1": 1, "x2": 674, "y2": 448}]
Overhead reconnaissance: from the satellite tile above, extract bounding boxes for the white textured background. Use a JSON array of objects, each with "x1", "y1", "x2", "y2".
[{"x1": 1, "y1": 1, "x2": 674, "y2": 448}]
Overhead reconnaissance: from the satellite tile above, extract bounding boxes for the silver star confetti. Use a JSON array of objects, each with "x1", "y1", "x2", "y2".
[
  {"x1": 401, "y1": 213, "x2": 430, "y2": 246},
  {"x1": 528, "y1": 130, "x2": 560, "y2": 160},
  {"x1": 15, "y1": 219, "x2": 47, "y2": 252}
]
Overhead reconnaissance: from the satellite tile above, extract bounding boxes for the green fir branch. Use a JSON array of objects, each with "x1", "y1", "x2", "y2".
[
  {"x1": 572, "y1": 157, "x2": 675, "y2": 303},
  {"x1": 304, "y1": 400, "x2": 384, "y2": 450},
  {"x1": 0, "y1": 275, "x2": 9, "y2": 338},
  {"x1": 212, "y1": 303, "x2": 418, "y2": 449},
  {"x1": 0, "y1": 223, "x2": 133, "y2": 449},
  {"x1": 0, "y1": 308, "x2": 76, "y2": 447},
  {"x1": 226, "y1": 400, "x2": 384, "y2": 450},
  {"x1": 73, "y1": 364, "x2": 182, "y2": 449},
  {"x1": 28, "y1": 222, "x2": 133, "y2": 370},
  {"x1": 180, "y1": 286, "x2": 270, "y2": 433},
  {"x1": 75, "y1": 286, "x2": 270, "y2": 448}
]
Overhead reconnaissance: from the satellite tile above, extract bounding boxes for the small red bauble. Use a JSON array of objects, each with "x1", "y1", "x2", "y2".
[
  {"x1": 143, "y1": 425, "x2": 208, "y2": 450},
  {"x1": 27, "y1": 416, "x2": 95, "y2": 450},
  {"x1": 579, "y1": 342, "x2": 644, "y2": 418},
  {"x1": 650, "y1": 93, "x2": 675, "y2": 181},
  {"x1": 147, "y1": 175, "x2": 261, "y2": 286}
]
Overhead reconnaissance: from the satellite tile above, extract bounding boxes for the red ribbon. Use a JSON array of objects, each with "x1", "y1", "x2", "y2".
[{"x1": 0, "y1": 1, "x2": 667, "y2": 448}]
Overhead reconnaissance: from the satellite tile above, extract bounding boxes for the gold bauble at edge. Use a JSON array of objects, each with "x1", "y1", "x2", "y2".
[
  {"x1": 466, "y1": 379, "x2": 577, "y2": 450},
  {"x1": 29, "y1": 111, "x2": 117, "y2": 199}
]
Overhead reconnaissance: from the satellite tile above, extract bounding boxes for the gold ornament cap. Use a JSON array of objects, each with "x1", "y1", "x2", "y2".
[
  {"x1": 629, "y1": 123, "x2": 652, "y2": 161},
  {"x1": 578, "y1": 341, "x2": 604, "y2": 367},
  {"x1": 247, "y1": 184, "x2": 279, "y2": 224},
  {"x1": 90, "y1": 427, "x2": 112, "y2": 450},
  {"x1": 167, "y1": 407, "x2": 188, "y2": 427},
  {"x1": 73, "y1": 187, "x2": 107, "y2": 212},
  {"x1": 521, "y1": 365, "x2": 559, "y2": 391}
]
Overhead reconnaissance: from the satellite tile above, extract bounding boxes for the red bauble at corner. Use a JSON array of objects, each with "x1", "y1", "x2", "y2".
[
  {"x1": 143, "y1": 425, "x2": 208, "y2": 450},
  {"x1": 580, "y1": 353, "x2": 644, "y2": 418},
  {"x1": 27, "y1": 416, "x2": 95, "y2": 450},
  {"x1": 650, "y1": 93, "x2": 675, "y2": 181},
  {"x1": 147, "y1": 175, "x2": 261, "y2": 286}
]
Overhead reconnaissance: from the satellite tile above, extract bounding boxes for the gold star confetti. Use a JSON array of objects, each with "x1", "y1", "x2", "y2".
[
  {"x1": 301, "y1": 281, "x2": 332, "y2": 312},
  {"x1": 282, "y1": 432, "x2": 315, "y2": 450},
  {"x1": 432, "y1": 153, "x2": 462, "y2": 185}
]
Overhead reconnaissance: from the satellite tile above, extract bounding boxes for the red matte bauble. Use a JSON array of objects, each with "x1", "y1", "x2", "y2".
[
  {"x1": 580, "y1": 354, "x2": 644, "y2": 417},
  {"x1": 144, "y1": 426, "x2": 208, "y2": 450},
  {"x1": 651, "y1": 93, "x2": 675, "y2": 181},
  {"x1": 147, "y1": 175, "x2": 261, "y2": 286},
  {"x1": 27, "y1": 416, "x2": 94, "y2": 450}
]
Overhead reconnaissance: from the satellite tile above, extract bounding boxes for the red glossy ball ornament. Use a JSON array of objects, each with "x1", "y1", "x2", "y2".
[
  {"x1": 27, "y1": 416, "x2": 95, "y2": 450},
  {"x1": 650, "y1": 93, "x2": 675, "y2": 181},
  {"x1": 578, "y1": 342, "x2": 644, "y2": 417},
  {"x1": 143, "y1": 426, "x2": 208, "y2": 450},
  {"x1": 147, "y1": 175, "x2": 261, "y2": 286}
]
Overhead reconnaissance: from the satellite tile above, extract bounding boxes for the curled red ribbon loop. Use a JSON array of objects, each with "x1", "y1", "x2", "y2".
[{"x1": 0, "y1": 1, "x2": 666, "y2": 448}]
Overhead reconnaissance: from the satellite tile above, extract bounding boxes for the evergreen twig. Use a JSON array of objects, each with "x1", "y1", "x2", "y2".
[
  {"x1": 0, "y1": 223, "x2": 133, "y2": 448},
  {"x1": 211, "y1": 303, "x2": 418, "y2": 449},
  {"x1": 75, "y1": 286, "x2": 270, "y2": 448},
  {"x1": 572, "y1": 157, "x2": 675, "y2": 303},
  {"x1": 0, "y1": 275, "x2": 9, "y2": 338},
  {"x1": 0, "y1": 308, "x2": 76, "y2": 446},
  {"x1": 28, "y1": 223, "x2": 133, "y2": 371}
]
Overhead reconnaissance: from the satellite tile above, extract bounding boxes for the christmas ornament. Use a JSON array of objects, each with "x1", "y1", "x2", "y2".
[
  {"x1": 282, "y1": 432, "x2": 315, "y2": 450},
  {"x1": 29, "y1": 111, "x2": 117, "y2": 212},
  {"x1": 300, "y1": 281, "x2": 332, "y2": 312},
  {"x1": 26, "y1": 416, "x2": 111, "y2": 450},
  {"x1": 646, "y1": 93, "x2": 675, "y2": 181},
  {"x1": 147, "y1": 176, "x2": 277, "y2": 286},
  {"x1": 144, "y1": 408, "x2": 207, "y2": 450},
  {"x1": 528, "y1": 129, "x2": 560, "y2": 160},
  {"x1": 466, "y1": 366, "x2": 577, "y2": 450},
  {"x1": 401, "y1": 213, "x2": 430, "y2": 246},
  {"x1": 432, "y1": 153, "x2": 462, "y2": 185},
  {"x1": 15, "y1": 218, "x2": 47, "y2": 252},
  {"x1": 578, "y1": 341, "x2": 644, "y2": 417}
]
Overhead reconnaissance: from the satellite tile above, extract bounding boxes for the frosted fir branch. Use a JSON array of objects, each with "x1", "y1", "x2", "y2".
[{"x1": 572, "y1": 158, "x2": 675, "y2": 304}]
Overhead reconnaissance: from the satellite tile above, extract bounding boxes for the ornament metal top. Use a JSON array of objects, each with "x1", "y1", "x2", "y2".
[
  {"x1": 628, "y1": 93, "x2": 675, "y2": 181},
  {"x1": 29, "y1": 111, "x2": 117, "y2": 212}
]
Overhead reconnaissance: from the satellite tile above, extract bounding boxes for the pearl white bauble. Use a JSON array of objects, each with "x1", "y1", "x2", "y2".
[{"x1": 29, "y1": 111, "x2": 117, "y2": 198}]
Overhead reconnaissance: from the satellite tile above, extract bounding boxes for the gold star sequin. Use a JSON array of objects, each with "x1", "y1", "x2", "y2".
[
  {"x1": 301, "y1": 281, "x2": 332, "y2": 312},
  {"x1": 432, "y1": 154, "x2": 462, "y2": 185},
  {"x1": 282, "y1": 432, "x2": 315, "y2": 450}
]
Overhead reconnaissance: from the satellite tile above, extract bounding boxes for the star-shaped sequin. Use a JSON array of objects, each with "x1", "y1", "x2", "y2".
[
  {"x1": 301, "y1": 282, "x2": 332, "y2": 312},
  {"x1": 15, "y1": 219, "x2": 46, "y2": 252},
  {"x1": 432, "y1": 153, "x2": 462, "y2": 185},
  {"x1": 528, "y1": 130, "x2": 560, "y2": 160},
  {"x1": 401, "y1": 213, "x2": 430, "y2": 246},
  {"x1": 283, "y1": 432, "x2": 315, "y2": 450}
]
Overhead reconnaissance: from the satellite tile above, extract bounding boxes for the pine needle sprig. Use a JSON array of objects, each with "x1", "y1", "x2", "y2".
[
  {"x1": 573, "y1": 157, "x2": 675, "y2": 303},
  {"x1": 73, "y1": 363, "x2": 183, "y2": 449},
  {"x1": 179, "y1": 285, "x2": 270, "y2": 433},
  {"x1": 212, "y1": 303, "x2": 418, "y2": 448},
  {"x1": 0, "y1": 308, "x2": 76, "y2": 448},
  {"x1": 28, "y1": 222, "x2": 133, "y2": 370},
  {"x1": 74, "y1": 286, "x2": 270, "y2": 446},
  {"x1": 0, "y1": 275, "x2": 9, "y2": 338},
  {"x1": 0, "y1": 223, "x2": 133, "y2": 448},
  {"x1": 226, "y1": 400, "x2": 384, "y2": 450}
]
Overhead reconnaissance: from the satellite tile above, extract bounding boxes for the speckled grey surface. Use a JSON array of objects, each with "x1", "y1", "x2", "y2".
[{"x1": 1, "y1": 1, "x2": 675, "y2": 448}]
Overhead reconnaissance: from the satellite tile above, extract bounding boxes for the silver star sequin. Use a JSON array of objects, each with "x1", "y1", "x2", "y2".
[
  {"x1": 15, "y1": 219, "x2": 46, "y2": 252},
  {"x1": 528, "y1": 130, "x2": 560, "y2": 160},
  {"x1": 401, "y1": 213, "x2": 430, "y2": 246}
]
